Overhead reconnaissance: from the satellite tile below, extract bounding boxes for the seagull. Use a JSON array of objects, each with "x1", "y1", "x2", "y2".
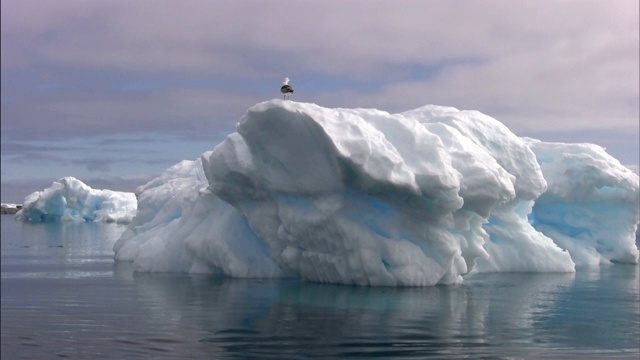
[{"x1": 280, "y1": 77, "x2": 294, "y2": 100}]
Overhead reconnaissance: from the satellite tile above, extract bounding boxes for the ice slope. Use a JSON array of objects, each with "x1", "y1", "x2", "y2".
[
  {"x1": 112, "y1": 158, "x2": 282, "y2": 277},
  {"x1": 113, "y1": 100, "x2": 639, "y2": 286},
  {"x1": 15, "y1": 177, "x2": 137, "y2": 223}
]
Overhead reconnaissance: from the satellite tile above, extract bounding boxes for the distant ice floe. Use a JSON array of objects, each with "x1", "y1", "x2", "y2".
[{"x1": 16, "y1": 177, "x2": 136, "y2": 223}]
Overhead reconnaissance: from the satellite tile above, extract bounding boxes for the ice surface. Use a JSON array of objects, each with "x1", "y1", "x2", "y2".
[
  {"x1": 524, "y1": 138, "x2": 640, "y2": 266},
  {"x1": 111, "y1": 100, "x2": 638, "y2": 286},
  {"x1": 407, "y1": 106, "x2": 574, "y2": 273},
  {"x1": 15, "y1": 177, "x2": 137, "y2": 223}
]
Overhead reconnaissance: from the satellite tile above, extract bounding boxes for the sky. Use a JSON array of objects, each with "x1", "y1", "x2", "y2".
[{"x1": 1, "y1": 0, "x2": 638, "y2": 203}]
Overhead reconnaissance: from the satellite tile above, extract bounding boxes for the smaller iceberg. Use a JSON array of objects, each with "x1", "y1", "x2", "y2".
[
  {"x1": 15, "y1": 177, "x2": 137, "y2": 223},
  {"x1": 1, "y1": 203, "x2": 22, "y2": 215}
]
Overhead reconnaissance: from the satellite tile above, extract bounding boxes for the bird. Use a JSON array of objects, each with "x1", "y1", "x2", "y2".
[{"x1": 280, "y1": 77, "x2": 294, "y2": 100}]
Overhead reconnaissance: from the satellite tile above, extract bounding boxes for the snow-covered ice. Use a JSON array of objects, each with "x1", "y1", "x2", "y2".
[
  {"x1": 524, "y1": 138, "x2": 640, "y2": 266},
  {"x1": 107, "y1": 100, "x2": 639, "y2": 286},
  {"x1": 15, "y1": 177, "x2": 137, "y2": 223}
]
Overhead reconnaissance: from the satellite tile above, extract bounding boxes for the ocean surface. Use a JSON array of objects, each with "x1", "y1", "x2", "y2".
[{"x1": 2, "y1": 217, "x2": 639, "y2": 359}]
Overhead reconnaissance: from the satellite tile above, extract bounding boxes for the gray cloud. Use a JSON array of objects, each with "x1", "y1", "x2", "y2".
[
  {"x1": 1, "y1": 0, "x2": 638, "y2": 202},
  {"x1": 1, "y1": 142, "x2": 80, "y2": 154},
  {"x1": 71, "y1": 158, "x2": 116, "y2": 172},
  {"x1": 2, "y1": 0, "x2": 636, "y2": 133}
]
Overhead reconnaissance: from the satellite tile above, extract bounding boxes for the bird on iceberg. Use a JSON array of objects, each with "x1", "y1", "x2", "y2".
[{"x1": 281, "y1": 77, "x2": 294, "y2": 100}]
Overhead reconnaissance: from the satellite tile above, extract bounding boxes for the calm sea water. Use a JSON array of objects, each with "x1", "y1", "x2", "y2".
[{"x1": 1, "y1": 217, "x2": 639, "y2": 359}]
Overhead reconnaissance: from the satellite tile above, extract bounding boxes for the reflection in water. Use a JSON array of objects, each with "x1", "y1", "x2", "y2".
[
  {"x1": 127, "y1": 266, "x2": 638, "y2": 359},
  {"x1": 18, "y1": 220, "x2": 126, "y2": 254},
  {"x1": 2, "y1": 220, "x2": 128, "y2": 279},
  {"x1": 2, "y1": 220, "x2": 639, "y2": 359}
]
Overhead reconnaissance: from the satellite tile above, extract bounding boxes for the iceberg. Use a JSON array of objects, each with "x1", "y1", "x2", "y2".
[
  {"x1": 113, "y1": 100, "x2": 639, "y2": 286},
  {"x1": 16, "y1": 176, "x2": 137, "y2": 223},
  {"x1": 1, "y1": 203, "x2": 22, "y2": 215},
  {"x1": 524, "y1": 139, "x2": 640, "y2": 266}
]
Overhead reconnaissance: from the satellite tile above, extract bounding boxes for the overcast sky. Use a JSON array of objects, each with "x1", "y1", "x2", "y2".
[{"x1": 1, "y1": 0, "x2": 638, "y2": 203}]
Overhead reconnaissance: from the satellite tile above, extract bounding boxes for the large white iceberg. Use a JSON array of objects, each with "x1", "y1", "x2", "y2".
[
  {"x1": 112, "y1": 100, "x2": 639, "y2": 286},
  {"x1": 16, "y1": 176, "x2": 137, "y2": 223}
]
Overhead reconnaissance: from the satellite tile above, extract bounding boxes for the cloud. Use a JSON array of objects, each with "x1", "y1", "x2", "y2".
[
  {"x1": 1, "y1": 0, "x2": 637, "y2": 200},
  {"x1": 1, "y1": 142, "x2": 79, "y2": 154},
  {"x1": 71, "y1": 155, "x2": 173, "y2": 172},
  {"x1": 71, "y1": 158, "x2": 116, "y2": 172},
  {"x1": 3, "y1": 0, "x2": 636, "y2": 135},
  {"x1": 4, "y1": 1, "x2": 637, "y2": 77},
  {"x1": 2, "y1": 80, "x2": 257, "y2": 141}
]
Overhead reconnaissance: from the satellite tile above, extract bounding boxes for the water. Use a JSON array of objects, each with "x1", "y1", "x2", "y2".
[{"x1": 2, "y1": 217, "x2": 639, "y2": 359}]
